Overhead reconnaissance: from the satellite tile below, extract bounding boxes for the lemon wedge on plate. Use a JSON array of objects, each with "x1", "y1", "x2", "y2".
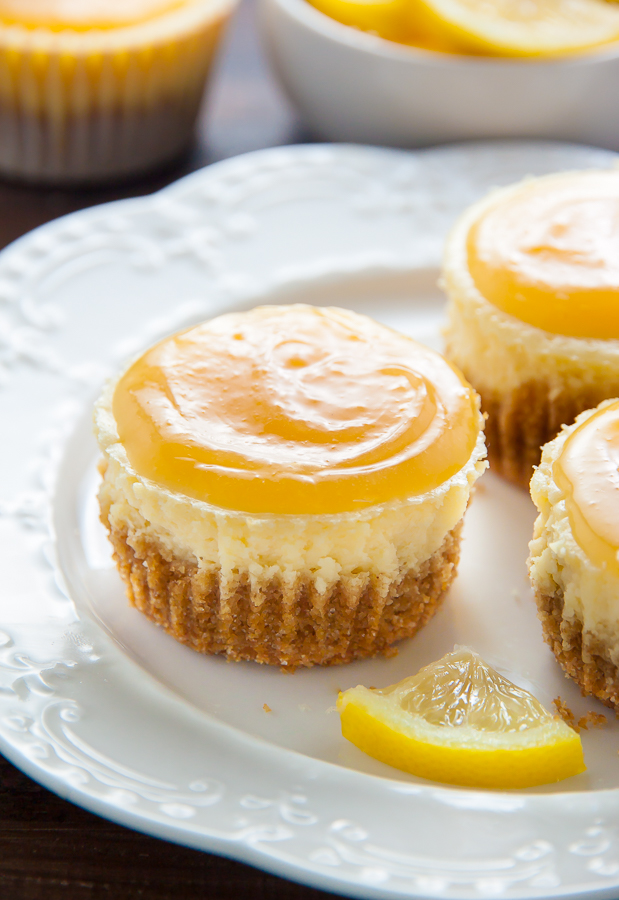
[
  {"x1": 406, "y1": 0, "x2": 619, "y2": 56},
  {"x1": 338, "y1": 648, "x2": 585, "y2": 788}
]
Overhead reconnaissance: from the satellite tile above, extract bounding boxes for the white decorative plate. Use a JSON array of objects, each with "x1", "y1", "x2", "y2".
[{"x1": 2, "y1": 141, "x2": 619, "y2": 900}]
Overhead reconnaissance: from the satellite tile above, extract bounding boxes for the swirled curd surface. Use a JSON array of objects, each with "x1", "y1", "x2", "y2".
[
  {"x1": 467, "y1": 170, "x2": 619, "y2": 340},
  {"x1": 112, "y1": 305, "x2": 480, "y2": 515},
  {"x1": 554, "y1": 399, "x2": 619, "y2": 573}
]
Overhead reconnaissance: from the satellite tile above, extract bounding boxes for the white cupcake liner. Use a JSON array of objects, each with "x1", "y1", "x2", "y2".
[{"x1": 0, "y1": 1, "x2": 233, "y2": 183}]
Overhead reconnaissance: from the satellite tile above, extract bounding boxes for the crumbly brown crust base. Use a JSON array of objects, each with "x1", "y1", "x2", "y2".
[
  {"x1": 535, "y1": 586, "x2": 619, "y2": 711},
  {"x1": 103, "y1": 517, "x2": 462, "y2": 669},
  {"x1": 477, "y1": 381, "x2": 613, "y2": 490}
]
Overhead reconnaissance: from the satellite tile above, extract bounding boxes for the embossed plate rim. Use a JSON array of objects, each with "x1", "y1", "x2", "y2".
[{"x1": 1, "y1": 141, "x2": 619, "y2": 900}]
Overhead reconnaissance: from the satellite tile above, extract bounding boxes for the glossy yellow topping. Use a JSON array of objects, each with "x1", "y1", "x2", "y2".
[
  {"x1": 0, "y1": 0, "x2": 186, "y2": 29},
  {"x1": 554, "y1": 400, "x2": 619, "y2": 573},
  {"x1": 467, "y1": 170, "x2": 619, "y2": 341},
  {"x1": 112, "y1": 306, "x2": 481, "y2": 515}
]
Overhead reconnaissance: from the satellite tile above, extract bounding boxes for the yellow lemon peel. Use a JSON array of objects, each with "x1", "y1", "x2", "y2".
[
  {"x1": 307, "y1": 0, "x2": 461, "y2": 48},
  {"x1": 337, "y1": 647, "x2": 585, "y2": 788},
  {"x1": 307, "y1": 0, "x2": 411, "y2": 42}
]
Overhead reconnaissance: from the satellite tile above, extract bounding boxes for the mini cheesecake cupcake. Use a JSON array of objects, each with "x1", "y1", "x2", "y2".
[
  {"x1": 0, "y1": 0, "x2": 234, "y2": 183},
  {"x1": 443, "y1": 169, "x2": 619, "y2": 489},
  {"x1": 529, "y1": 400, "x2": 619, "y2": 710},
  {"x1": 95, "y1": 305, "x2": 486, "y2": 668}
]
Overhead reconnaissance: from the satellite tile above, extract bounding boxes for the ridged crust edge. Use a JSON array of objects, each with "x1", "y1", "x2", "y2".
[
  {"x1": 103, "y1": 517, "x2": 463, "y2": 669},
  {"x1": 534, "y1": 586, "x2": 619, "y2": 711},
  {"x1": 478, "y1": 381, "x2": 617, "y2": 490}
]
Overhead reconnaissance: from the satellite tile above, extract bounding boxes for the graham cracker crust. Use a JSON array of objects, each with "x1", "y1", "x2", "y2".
[
  {"x1": 103, "y1": 517, "x2": 462, "y2": 669},
  {"x1": 535, "y1": 586, "x2": 619, "y2": 711},
  {"x1": 478, "y1": 381, "x2": 611, "y2": 490}
]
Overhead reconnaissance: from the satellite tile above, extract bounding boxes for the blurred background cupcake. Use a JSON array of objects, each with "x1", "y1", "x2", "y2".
[
  {"x1": 0, "y1": 0, "x2": 237, "y2": 184},
  {"x1": 261, "y1": 0, "x2": 619, "y2": 147}
]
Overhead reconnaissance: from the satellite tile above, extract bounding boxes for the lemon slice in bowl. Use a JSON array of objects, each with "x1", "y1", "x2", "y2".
[
  {"x1": 307, "y1": 0, "x2": 411, "y2": 42},
  {"x1": 338, "y1": 648, "x2": 585, "y2": 788},
  {"x1": 407, "y1": 0, "x2": 619, "y2": 57},
  {"x1": 306, "y1": 0, "x2": 463, "y2": 46}
]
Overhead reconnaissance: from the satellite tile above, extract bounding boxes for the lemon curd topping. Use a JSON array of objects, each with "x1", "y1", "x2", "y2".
[
  {"x1": 0, "y1": 0, "x2": 187, "y2": 29},
  {"x1": 466, "y1": 171, "x2": 619, "y2": 341},
  {"x1": 112, "y1": 305, "x2": 480, "y2": 515},
  {"x1": 553, "y1": 400, "x2": 619, "y2": 574}
]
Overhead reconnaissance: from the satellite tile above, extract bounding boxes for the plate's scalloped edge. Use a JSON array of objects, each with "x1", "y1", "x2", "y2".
[{"x1": 1, "y1": 142, "x2": 619, "y2": 900}]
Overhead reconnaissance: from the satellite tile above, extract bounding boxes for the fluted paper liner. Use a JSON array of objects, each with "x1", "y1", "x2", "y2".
[
  {"x1": 535, "y1": 586, "x2": 619, "y2": 711},
  {"x1": 0, "y1": 1, "x2": 232, "y2": 182},
  {"x1": 103, "y1": 516, "x2": 462, "y2": 669}
]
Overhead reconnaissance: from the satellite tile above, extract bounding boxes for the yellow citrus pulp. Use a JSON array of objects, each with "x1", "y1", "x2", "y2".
[
  {"x1": 338, "y1": 648, "x2": 585, "y2": 788},
  {"x1": 113, "y1": 305, "x2": 481, "y2": 515},
  {"x1": 467, "y1": 170, "x2": 619, "y2": 340},
  {"x1": 306, "y1": 0, "x2": 619, "y2": 55},
  {"x1": 404, "y1": 0, "x2": 619, "y2": 56}
]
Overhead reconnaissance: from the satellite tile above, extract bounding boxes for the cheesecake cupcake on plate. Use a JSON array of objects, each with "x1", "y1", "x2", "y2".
[
  {"x1": 0, "y1": 0, "x2": 234, "y2": 183},
  {"x1": 443, "y1": 168, "x2": 619, "y2": 489},
  {"x1": 95, "y1": 305, "x2": 486, "y2": 668},
  {"x1": 529, "y1": 399, "x2": 619, "y2": 710}
]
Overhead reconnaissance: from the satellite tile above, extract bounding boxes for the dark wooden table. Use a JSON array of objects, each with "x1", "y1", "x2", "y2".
[{"x1": 0, "y1": 4, "x2": 345, "y2": 897}]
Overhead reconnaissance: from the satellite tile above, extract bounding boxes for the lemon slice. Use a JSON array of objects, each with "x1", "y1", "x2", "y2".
[
  {"x1": 306, "y1": 0, "x2": 463, "y2": 47},
  {"x1": 307, "y1": 0, "x2": 411, "y2": 42},
  {"x1": 406, "y1": 0, "x2": 619, "y2": 57},
  {"x1": 338, "y1": 648, "x2": 585, "y2": 788}
]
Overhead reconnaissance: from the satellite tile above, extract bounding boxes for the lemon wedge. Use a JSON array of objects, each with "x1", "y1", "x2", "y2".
[
  {"x1": 405, "y1": 0, "x2": 619, "y2": 56},
  {"x1": 338, "y1": 648, "x2": 585, "y2": 788}
]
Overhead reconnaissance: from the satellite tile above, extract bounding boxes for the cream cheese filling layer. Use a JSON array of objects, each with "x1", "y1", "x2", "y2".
[
  {"x1": 529, "y1": 400, "x2": 619, "y2": 666},
  {"x1": 442, "y1": 174, "x2": 619, "y2": 397},
  {"x1": 95, "y1": 375, "x2": 487, "y2": 594}
]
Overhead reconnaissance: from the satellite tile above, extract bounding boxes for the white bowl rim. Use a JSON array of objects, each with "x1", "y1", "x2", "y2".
[{"x1": 266, "y1": 0, "x2": 619, "y2": 68}]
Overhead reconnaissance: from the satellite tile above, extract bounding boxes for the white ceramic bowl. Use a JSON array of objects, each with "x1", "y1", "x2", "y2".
[{"x1": 260, "y1": 0, "x2": 619, "y2": 149}]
